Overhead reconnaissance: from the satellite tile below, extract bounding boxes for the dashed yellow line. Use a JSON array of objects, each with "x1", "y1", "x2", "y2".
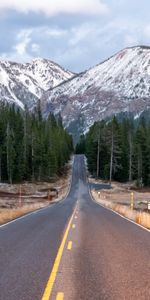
[
  {"x1": 41, "y1": 207, "x2": 76, "y2": 300},
  {"x1": 67, "y1": 241, "x2": 72, "y2": 250},
  {"x1": 72, "y1": 224, "x2": 76, "y2": 229},
  {"x1": 56, "y1": 292, "x2": 64, "y2": 300}
]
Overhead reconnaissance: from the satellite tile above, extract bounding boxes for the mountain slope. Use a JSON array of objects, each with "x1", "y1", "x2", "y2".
[
  {"x1": 42, "y1": 46, "x2": 150, "y2": 134},
  {"x1": 0, "y1": 59, "x2": 73, "y2": 109}
]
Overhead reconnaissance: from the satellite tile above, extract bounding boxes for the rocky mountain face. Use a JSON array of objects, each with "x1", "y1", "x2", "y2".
[
  {"x1": 0, "y1": 46, "x2": 150, "y2": 140},
  {"x1": 0, "y1": 58, "x2": 73, "y2": 109},
  {"x1": 42, "y1": 46, "x2": 150, "y2": 137}
]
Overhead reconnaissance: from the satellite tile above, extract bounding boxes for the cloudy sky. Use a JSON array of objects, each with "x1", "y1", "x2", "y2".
[{"x1": 0, "y1": 0, "x2": 150, "y2": 72}]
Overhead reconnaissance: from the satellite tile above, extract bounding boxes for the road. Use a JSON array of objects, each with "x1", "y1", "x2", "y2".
[{"x1": 0, "y1": 155, "x2": 150, "y2": 300}]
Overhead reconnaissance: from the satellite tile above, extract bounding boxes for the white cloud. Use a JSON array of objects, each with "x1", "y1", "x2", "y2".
[
  {"x1": 31, "y1": 43, "x2": 40, "y2": 54},
  {"x1": 0, "y1": 17, "x2": 147, "y2": 72},
  {"x1": 46, "y1": 28, "x2": 67, "y2": 37},
  {"x1": 69, "y1": 24, "x2": 94, "y2": 46},
  {"x1": 0, "y1": 0, "x2": 109, "y2": 16},
  {"x1": 14, "y1": 29, "x2": 32, "y2": 56},
  {"x1": 1, "y1": 29, "x2": 33, "y2": 62},
  {"x1": 143, "y1": 24, "x2": 150, "y2": 38},
  {"x1": 1, "y1": 50, "x2": 32, "y2": 63},
  {"x1": 69, "y1": 19, "x2": 130, "y2": 47}
]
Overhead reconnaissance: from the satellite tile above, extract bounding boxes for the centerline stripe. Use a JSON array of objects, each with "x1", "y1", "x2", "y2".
[
  {"x1": 41, "y1": 206, "x2": 76, "y2": 300},
  {"x1": 67, "y1": 241, "x2": 72, "y2": 250},
  {"x1": 56, "y1": 292, "x2": 64, "y2": 300}
]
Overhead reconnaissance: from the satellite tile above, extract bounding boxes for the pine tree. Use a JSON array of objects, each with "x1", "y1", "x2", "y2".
[
  {"x1": 6, "y1": 123, "x2": 15, "y2": 183},
  {"x1": 0, "y1": 104, "x2": 73, "y2": 183}
]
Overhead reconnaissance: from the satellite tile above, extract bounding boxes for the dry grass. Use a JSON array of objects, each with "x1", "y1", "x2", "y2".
[
  {"x1": 92, "y1": 190, "x2": 150, "y2": 230},
  {"x1": 0, "y1": 158, "x2": 72, "y2": 225},
  {"x1": 0, "y1": 203, "x2": 48, "y2": 225}
]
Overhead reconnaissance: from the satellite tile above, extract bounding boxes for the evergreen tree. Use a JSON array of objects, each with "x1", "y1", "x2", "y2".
[
  {"x1": 78, "y1": 115, "x2": 150, "y2": 187},
  {"x1": 6, "y1": 123, "x2": 15, "y2": 184},
  {"x1": 0, "y1": 104, "x2": 73, "y2": 183}
]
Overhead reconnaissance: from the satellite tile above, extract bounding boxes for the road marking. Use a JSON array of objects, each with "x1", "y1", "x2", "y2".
[
  {"x1": 67, "y1": 241, "x2": 72, "y2": 250},
  {"x1": 105, "y1": 205, "x2": 150, "y2": 233},
  {"x1": 0, "y1": 157, "x2": 76, "y2": 230},
  {"x1": 89, "y1": 189, "x2": 150, "y2": 233},
  {"x1": 0, "y1": 207, "x2": 47, "y2": 228},
  {"x1": 72, "y1": 224, "x2": 76, "y2": 229},
  {"x1": 75, "y1": 216, "x2": 77, "y2": 219},
  {"x1": 41, "y1": 207, "x2": 76, "y2": 300},
  {"x1": 56, "y1": 292, "x2": 64, "y2": 300}
]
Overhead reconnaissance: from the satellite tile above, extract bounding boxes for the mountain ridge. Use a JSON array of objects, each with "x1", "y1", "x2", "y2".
[
  {"x1": 0, "y1": 46, "x2": 150, "y2": 140},
  {"x1": 41, "y1": 45, "x2": 150, "y2": 136},
  {"x1": 0, "y1": 58, "x2": 74, "y2": 109}
]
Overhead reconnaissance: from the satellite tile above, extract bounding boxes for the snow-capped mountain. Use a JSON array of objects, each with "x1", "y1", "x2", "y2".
[
  {"x1": 1, "y1": 46, "x2": 150, "y2": 139},
  {"x1": 42, "y1": 46, "x2": 150, "y2": 135},
  {"x1": 0, "y1": 58, "x2": 73, "y2": 109}
]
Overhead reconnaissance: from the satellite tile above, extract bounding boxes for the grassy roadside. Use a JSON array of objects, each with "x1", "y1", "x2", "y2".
[
  {"x1": 0, "y1": 160, "x2": 72, "y2": 226},
  {"x1": 90, "y1": 180, "x2": 150, "y2": 230},
  {"x1": 0, "y1": 203, "x2": 48, "y2": 225}
]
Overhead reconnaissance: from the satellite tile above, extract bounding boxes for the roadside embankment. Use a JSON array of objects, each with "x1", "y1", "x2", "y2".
[
  {"x1": 90, "y1": 179, "x2": 150, "y2": 230},
  {"x1": 0, "y1": 158, "x2": 73, "y2": 225}
]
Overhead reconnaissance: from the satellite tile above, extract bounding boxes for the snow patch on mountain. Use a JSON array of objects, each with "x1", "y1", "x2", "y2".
[
  {"x1": 0, "y1": 58, "x2": 74, "y2": 109},
  {"x1": 42, "y1": 46, "x2": 150, "y2": 135}
]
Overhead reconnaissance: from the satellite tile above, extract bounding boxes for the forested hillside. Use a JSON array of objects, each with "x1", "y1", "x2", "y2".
[
  {"x1": 0, "y1": 103, "x2": 73, "y2": 183},
  {"x1": 76, "y1": 116, "x2": 150, "y2": 186}
]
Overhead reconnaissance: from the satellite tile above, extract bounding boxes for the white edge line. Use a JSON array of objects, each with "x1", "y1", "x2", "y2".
[
  {"x1": 88, "y1": 182, "x2": 150, "y2": 234},
  {"x1": 63, "y1": 155, "x2": 74, "y2": 200},
  {"x1": 0, "y1": 207, "x2": 46, "y2": 229},
  {"x1": 0, "y1": 156, "x2": 75, "y2": 229}
]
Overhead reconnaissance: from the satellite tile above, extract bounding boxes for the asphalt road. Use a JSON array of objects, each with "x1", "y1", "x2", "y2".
[{"x1": 0, "y1": 155, "x2": 150, "y2": 300}]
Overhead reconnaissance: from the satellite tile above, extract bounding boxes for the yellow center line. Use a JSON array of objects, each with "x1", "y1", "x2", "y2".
[
  {"x1": 56, "y1": 292, "x2": 64, "y2": 300},
  {"x1": 41, "y1": 206, "x2": 76, "y2": 300},
  {"x1": 72, "y1": 224, "x2": 76, "y2": 229},
  {"x1": 67, "y1": 241, "x2": 72, "y2": 250}
]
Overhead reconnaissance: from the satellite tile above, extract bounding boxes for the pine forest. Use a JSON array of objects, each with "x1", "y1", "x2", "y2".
[
  {"x1": 76, "y1": 116, "x2": 150, "y2": 187},
  {"x1": 0, "y1": 103, "x2": 73, "y2": 183}
]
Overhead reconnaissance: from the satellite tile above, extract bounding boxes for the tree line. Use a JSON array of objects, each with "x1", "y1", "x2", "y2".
[
  {"x1": 76, "y1": 116, "x2": 150, "y2": 186},
  {"x1": 0, "y1": 103, "x2": 73, "y2": 183}
]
